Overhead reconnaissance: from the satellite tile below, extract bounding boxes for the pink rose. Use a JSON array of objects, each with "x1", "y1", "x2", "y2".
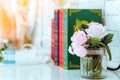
[
  {"x1": 68, "y1": 43, "x2": 87, "y2": 57},
  {"x1": 74, "y1": 45, "x2": 87, "y2": 57},
  {"x1": 71, "y1": 30, "x2": 89, "y2": 46}
]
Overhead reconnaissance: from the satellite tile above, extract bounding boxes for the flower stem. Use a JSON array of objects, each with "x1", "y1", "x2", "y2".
[{"x1": 100, "y1": 43, "x2": 112, "y2": 60}]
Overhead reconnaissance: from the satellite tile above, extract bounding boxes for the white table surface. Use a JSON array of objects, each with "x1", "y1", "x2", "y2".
[{"x1": 0, "y1": 63, "x2": 119, "y2": 80}]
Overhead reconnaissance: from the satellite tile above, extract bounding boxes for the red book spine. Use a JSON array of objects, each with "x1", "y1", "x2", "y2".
[
  {"x1": 59, "y1": 10, "x2": 63, "y2": 67},
  {"x1": 51, "y1": 19, "x2": 54, "y2": 61}
]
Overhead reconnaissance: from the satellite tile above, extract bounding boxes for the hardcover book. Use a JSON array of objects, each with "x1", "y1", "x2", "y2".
[
  {"x1": 54, "y1": 10, "x2": 59, "y2": 65},
  {"x1": 58, "y1": 10, "x2": 64, "y2": 67}
]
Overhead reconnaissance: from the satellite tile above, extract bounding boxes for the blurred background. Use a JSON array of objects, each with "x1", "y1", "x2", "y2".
[
  {"x1": 0, "y1": 0, "x2": 120, "y2": 66},
  {"x1": 0, "y1": 0, "x2": 53, "y2": 50}
]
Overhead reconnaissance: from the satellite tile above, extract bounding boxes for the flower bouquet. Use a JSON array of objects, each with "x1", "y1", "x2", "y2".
[{"x1": 68, "y1": 22, "x2": 114, "y2": 79}]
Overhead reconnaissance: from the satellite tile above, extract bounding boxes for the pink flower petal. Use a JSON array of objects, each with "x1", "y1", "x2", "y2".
[
  {"x1": 74, "y1": 45, "x2": 87, "y2": 57},
  {"x1": 71, "y1": 30, "x2": 89, "y2": 46}
]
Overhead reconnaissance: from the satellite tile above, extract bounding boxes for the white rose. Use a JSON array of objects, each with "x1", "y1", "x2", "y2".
[{"x1": 85, "y1": 22, "x2": 106, "y2": 38}]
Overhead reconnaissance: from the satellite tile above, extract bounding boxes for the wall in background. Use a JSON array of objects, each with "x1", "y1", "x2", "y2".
[{"x1": 105, "y1": 0, "x2": 120, "y2": 64}]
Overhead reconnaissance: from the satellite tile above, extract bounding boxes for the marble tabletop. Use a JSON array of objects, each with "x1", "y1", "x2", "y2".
[{"x1": 0, "y1": 63, "x2": 119, "y2": 80}]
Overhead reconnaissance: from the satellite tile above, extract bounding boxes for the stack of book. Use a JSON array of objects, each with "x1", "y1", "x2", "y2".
[{"x1": 51, "y1": 9, "x2": 102, "y2": 69}]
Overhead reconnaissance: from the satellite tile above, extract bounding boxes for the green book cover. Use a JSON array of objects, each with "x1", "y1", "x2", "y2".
[{"x1": 63, "y1": 9, "x2": 102, "y2": 69}]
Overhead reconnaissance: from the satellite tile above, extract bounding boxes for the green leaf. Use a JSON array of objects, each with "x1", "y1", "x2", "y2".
[
  {"x1": 76, "y1": 19, "x2": 81, "y2": 27},
  {"x1": 0, "y1": 51, "x2": 3, "y2": 62},
  {"x1": 75, "y1": 19, "x2": 89, "y2": 31},
  {"x1": 105, "y1": 45, "x2": 112, "y2": 60},
  {"x1": 86, "y1": 37, "x2": 101, "y2": 47},
  {"x1": 100, "y1": 43, "x2": 112, "y2": 60},
  {"x1": 101, "y1": 33, "x2": 114, "y2": 45},
  {"x1": 0, "y1": 56, "x2": 3, "y2": 62},
  {"x1": 75, "y1": 19, "x2": 84, "y2": 30},
  {"x1": 81, "y1": 20, "x2": 89, "y2": 25},
  {"x1": 81, "y1": 24, "x2": 89, "y2": 29}
]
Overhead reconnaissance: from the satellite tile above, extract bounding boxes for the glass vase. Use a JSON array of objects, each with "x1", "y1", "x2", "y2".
[{"x1": 80, "y1": 48, "x2": 107, "y2": 79}]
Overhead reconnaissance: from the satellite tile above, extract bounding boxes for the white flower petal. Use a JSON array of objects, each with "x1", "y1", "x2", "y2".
[
  {"x1": 68, "y1": 46, "x2": 74, "y2": 55},
  {"x1": 86, "y1": 22, "x2": 106, "y2": 38}
]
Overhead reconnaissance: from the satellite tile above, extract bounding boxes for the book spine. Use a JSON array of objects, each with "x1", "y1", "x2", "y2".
[
  {"x1": 63, "y1": 9, "x2": 68, "y2": 69},
  {"x1": 54, "y1": 10, "x2": 59, "y2": 65},
  {"x1": 58, "y1": 10, "x2": 64, "y2": 67},
  {"x1": 51, "y1": 19, "x2": 54, "y2": 61}
]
